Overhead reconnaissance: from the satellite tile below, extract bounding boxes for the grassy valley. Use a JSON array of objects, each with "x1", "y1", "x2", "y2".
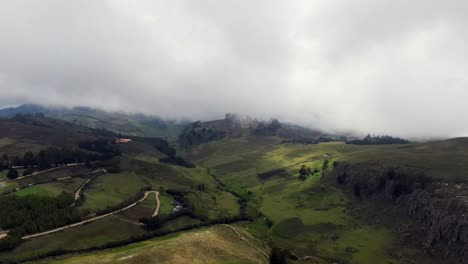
[{"x1": 0, "y1": 110, "x2": 467, "y2": 264}]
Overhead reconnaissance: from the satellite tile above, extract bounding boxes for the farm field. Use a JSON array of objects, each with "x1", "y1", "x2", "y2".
[
  {"x1": 12, "y1": 177, "x2": 86, "y2": 197},
  {"x1": 79, "y1": 172, "x2": 148, "y2": 213}
]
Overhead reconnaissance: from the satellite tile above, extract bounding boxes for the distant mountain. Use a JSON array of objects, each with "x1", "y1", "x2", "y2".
[
  {"x1": 0, "y1": 104, "x2": 54, "y2": 117},
  {"x1": 0, "y1": 104, "x2": 186, "y2": 140},
  {"x1": 0, "y1": 113, "x2": 105, "y2": 157}
]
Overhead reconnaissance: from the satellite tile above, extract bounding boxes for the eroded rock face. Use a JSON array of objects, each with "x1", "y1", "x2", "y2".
[
  {"x1": 407, "y1": 186, "x2": 468, "y2": 257},
  {"x1": 331, "y1": 164, "x2": 468, "y2": 263}
]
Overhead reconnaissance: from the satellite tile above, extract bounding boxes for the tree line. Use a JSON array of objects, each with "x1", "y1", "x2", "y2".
[
  {"x1": 0, "y1": 192, "x2": 77, "y2": 232},
  {"x1": 281, "y1": 137, "x2": 335, "y2": 145},
  {"x1": 0, "y1": 192, "x2": 79, "y2": 251},
  {"x1": 159, "y1": 156, "x2": 195, "y2": 168},
  {"x1": 1, "y1": 147, "x2": 101, "y2": 180},
  {"x1": 0, "y1": 139, "x2": 121, "y2": 179},
  {"x1": 347, "y1": 134, "x2": 409, "y2": 145},
  {"x1": 1, "y1": 148, "x2": 98, "y2": 170},
  {"x1": 78, "y1": 139, "x2": 121, "y2": 159}
]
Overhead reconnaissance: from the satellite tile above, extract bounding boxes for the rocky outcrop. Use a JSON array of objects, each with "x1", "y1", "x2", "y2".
[
  {"x1": 178, "y1": 114, "x2": 335, "y2": 147},
  {"x1": 407, "y1": 186, "x2": 468, "y2": 256},
  {"x1": 331, "y1": 164, "x2": 468, "y2": 263},
  {"x1": 253, "y1": 119, "x2": 281, "y2": 136},
  {"x1": 178, "y1": 121, "x2": 226, "y2": 148}
]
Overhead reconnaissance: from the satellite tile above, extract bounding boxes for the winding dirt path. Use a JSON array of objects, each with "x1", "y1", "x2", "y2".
[
  {"x1": 22, "y1": 191, "x2": 160, "y2": 240},
  {"x1": 221, "y1": 224, "x2": 269, "y2": 259},
  {"x1": 151, "y1": 191, "x2": 160, "y2": 217},
  {"x1": 70, "y1": 169, "x2": 107, "y2": 208}
]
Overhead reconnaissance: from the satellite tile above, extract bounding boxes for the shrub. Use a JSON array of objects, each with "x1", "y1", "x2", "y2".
[
  {"x1": 0, "y1": 233, "x2": 21, "y2": 252},
  {"x1": 270, "y1": 247, "x2": 288, "y2": 264},
  {"x1": 23, "y1": 168, "x2": 33, "y2": 176},
  {"x1": 7, "y1": 168, "x2": 18, "y2": 180},
  {"x1": 322, "y1": 160, "x2": 329, "y2": 171}
]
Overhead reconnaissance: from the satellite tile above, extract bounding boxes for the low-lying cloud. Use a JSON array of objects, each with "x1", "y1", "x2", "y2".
[{"x1": 1, "y1": 0, "x2": 468, "y2": 138}]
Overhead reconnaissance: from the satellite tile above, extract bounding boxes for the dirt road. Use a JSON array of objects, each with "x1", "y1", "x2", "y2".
[
  {"x1": 221, "y1": 224, "x2": 269, "y2": 259},
  {"x1": 70, "y1": 169, "x2": 107, "y2": 207},
  {"x1": 22, "y1": 191, "x2": 160, "y2": 240},
  {"x1": 0, "y1": 163, "x2": 86, "y2": 185},
  {"x1": 152, "y1": 191, "x2": 160, "y2": 217}
]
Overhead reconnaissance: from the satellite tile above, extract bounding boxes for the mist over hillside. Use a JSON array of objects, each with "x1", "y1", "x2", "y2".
[
  {"x1": 1, "y1": 1, "x2": 468, "y2": 138},
  {"x1": 0, "y1": 104, "x2": 416, "y2": 143},
  {"x1": 1, "y1": 2, "x2": 468, "y2": 263},
  {"x1": 0, "y1": 104, "x2": 189, "y2": 139}
]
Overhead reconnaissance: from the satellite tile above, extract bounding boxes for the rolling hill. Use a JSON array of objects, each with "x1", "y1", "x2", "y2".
[
  {"x1": 0, "y1": 104, "x2": 186, "y2": 140},
  {"x1": 0, "y1": 112, "x2": 467, "y2": 264}
]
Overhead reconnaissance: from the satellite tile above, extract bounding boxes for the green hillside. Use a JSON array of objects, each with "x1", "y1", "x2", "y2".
[
  {"x1": 0, "y1": 113, "x2": 467, "y2": 264},
  {"x1": 182, "y1": 136, "x2": 467, "y2": 263},
  {"x1": 32, "y1": 225, "x2": 269, "y2": 264}
]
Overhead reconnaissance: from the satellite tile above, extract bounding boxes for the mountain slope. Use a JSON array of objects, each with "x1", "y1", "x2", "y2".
[{"x1": 0, "y1": 104, "x2": 185, "y2": 140}]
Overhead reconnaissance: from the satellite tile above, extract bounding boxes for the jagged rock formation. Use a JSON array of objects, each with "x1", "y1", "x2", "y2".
[
  {"x1": 408, "y1": 186, "x2": 468, "y2": 256},
  {"x1": 178, "y1": 113, "x2": 339, "y2": 148},
  {"x1": 331, "y1": 164, "x2": 468, "y2": 263},
  {"x1": 253, "y1": 119, "x2": 281, "y2": 136},
  {"x1": 178, "y1": 120, "x2": 227, "y2": 148},
  {"x1": 178, "y1": 113, "x2": 260, "y2": 148}
]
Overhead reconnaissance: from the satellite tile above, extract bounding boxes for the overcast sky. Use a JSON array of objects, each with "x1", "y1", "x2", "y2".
[{"x1": 1, "y1": 1, "x2": 467, "y2": 137}]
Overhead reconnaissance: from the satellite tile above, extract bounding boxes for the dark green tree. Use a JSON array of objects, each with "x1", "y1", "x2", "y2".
[
  {"x1": 0, "y1": 233, "x2": 21, "y2": 251},
  {"x1": 7, "y1": 168, "x2": 18, "y2": 180},
  {"x1": 23, "y1": 151, "x2": 35, "y2": 168},
  {"x1": 322, "y1": 159, "x2": 329, "y2": 170},
  {"x1": 12, "y1": 156, "x2": 21, "y2": 167},
  {"x1": 299, "y1": 165, "x2": 308, "y2": 180},
  {"x1": 140, "y1": 216, "x2": 162, "y2": 229},
  {"x1": 23, "y1": 168, "x2": 33, "y2": 176},
  {"x1": 108, "y1": 159, "x2": 121, "y2": 173},
  {"x1": 270, "y1": 247, "x2": 288, "y2": 264}
]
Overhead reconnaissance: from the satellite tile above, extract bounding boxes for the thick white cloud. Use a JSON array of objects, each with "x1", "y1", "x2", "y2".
[{"x1": 1, "y1": 0, "x2": 467, "y2": 137}]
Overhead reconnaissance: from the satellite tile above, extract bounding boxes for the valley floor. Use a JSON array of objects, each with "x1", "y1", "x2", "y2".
[{"x1": 2, "y1": 134, "x2": 467, "y2": 263}]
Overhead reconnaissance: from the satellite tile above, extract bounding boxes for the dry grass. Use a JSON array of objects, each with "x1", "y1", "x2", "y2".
[{"x1": 32, "y1": 225, "x2": 269, "y2": 264}]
